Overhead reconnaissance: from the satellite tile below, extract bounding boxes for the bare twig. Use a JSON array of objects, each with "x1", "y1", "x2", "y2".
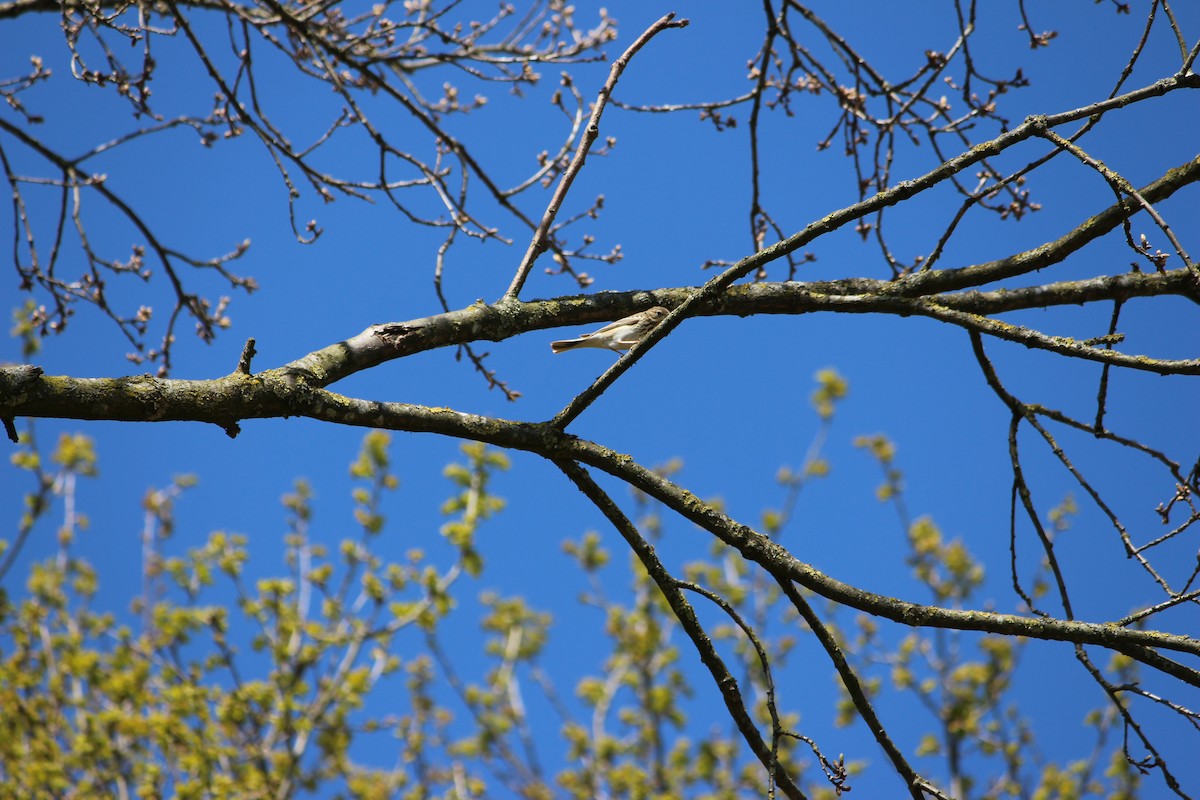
[{"x1": 503, "y1": 13, "x2": 689, "y2": 300}]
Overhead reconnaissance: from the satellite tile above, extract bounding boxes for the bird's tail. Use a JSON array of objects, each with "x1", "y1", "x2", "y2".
[{"x1": 550, "y1": 338, "x2": 585, "y2": 353}]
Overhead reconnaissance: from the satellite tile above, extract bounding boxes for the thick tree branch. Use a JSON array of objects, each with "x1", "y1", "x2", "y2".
[
  {"x1": 4, "y1": 368, "x2": 1198, "y2": 673},
  {"x1": 249, "y1": 152, "x2": 1200, "y2": 396}
]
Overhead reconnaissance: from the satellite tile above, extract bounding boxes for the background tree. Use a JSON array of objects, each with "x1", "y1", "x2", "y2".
[{"x1": 2, "y1": 1, "x2": 1199, "y2": 798}]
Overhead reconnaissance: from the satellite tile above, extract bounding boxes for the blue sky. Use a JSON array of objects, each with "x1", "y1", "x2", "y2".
[{"x1": 3, "y1": 1, "x2": 1199, "y2": 796}]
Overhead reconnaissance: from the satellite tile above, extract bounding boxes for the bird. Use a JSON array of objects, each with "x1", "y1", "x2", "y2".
[{"x1": 550, "y1": 306, "x2": 670, "y2": 354}]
